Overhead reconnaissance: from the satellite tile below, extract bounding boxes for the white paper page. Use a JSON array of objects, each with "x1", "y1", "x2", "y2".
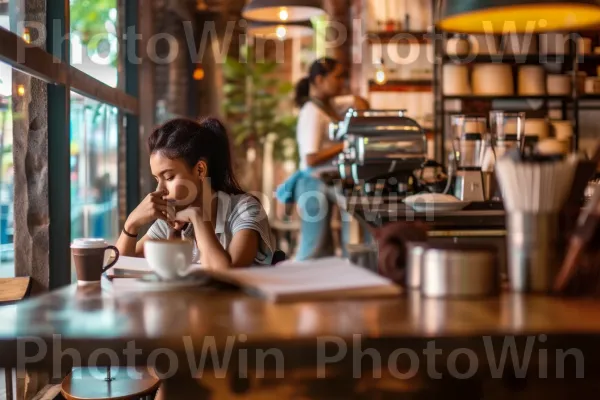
[
  {"x1": 105, "y1": 256, "x2": 152, "y2": 278},
  {"x1": 210, "y1": 257, "x2": 399, "y2": 300}
]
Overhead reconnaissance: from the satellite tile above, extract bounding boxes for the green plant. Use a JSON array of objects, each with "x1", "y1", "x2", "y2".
[{"x1": 222, "y1": 47, "x2": 298, "y2": 164}]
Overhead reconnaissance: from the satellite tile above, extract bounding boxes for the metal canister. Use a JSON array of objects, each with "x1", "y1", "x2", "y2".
[
  {"x1": 406, "y1": 242, "x2": 427, "y2": 289},
  {"x1": 421, "y1": 244, "x2": 499, "y2": 298},
  {"x1": 506, "y1": 212, "x2": 561, "y2": 293}
]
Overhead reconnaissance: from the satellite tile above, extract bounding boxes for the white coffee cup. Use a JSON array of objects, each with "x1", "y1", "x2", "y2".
[{"x1": 144, "y1": 239, "x2": 194, "y2": 281}]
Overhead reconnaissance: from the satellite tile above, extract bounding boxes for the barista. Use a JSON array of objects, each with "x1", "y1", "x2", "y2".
[{"x1": 293, "y1": 57, "x2": 369, "y2": 260}]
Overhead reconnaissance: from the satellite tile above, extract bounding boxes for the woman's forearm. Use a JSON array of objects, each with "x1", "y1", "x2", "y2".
[
  {"x1": 116, "y1": 233, "x2": 138, "y2": 257},
  {"x1": 190, "y1": 215, "x2": 232, "y2": 270},
  {"x1": 116, "y1": 220, "x2": 140, "y2": 257},
  {"x1": 306, "y1": 143, "x2": 344, "y2": 167}
]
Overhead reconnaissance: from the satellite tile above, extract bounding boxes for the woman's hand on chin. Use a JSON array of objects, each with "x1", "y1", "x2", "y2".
[
  {"x1": 167, "y1": 221, "x2": 188, "y2": 231},
  {"x1": 174, "y1": 207, "x2": 203, "y2": 225}
]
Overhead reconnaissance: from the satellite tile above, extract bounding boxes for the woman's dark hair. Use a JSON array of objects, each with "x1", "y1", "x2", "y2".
[
  {"x1": 148, "y1": 117, "x2": 245, "y2": 195},
  {"x1": 294, "y1": 57, "x2": 339, "y2": 108}
]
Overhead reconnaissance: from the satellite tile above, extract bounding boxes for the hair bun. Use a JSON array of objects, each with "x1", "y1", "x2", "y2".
[{"x1": 199, "y1": 117, "x2": 227, "y2": 136}]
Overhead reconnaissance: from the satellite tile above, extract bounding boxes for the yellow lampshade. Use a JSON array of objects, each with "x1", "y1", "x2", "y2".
[{"x1": 438, "y1": 1, "x2": 600, "y2": 33}]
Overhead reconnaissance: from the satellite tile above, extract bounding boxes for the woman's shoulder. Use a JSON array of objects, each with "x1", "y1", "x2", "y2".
[
  {"x1": 229, "y1": 193, "x2": 265, "y2": 213},
  {"x1": 225, "y1": 193, "x2": 268, "y2": 225},
  {"x1": 298, "y1": 101, "x2": 327, "y2": 119}
]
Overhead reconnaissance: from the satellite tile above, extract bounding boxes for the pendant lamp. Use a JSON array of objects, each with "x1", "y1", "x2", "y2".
[
  {"x1": 242, "y1": 0, "x2": 325, "y2": 23},
  {"x1": 438, "y1": 0, "x2": 600, "y2": 33},
  {"x1": 247, "y1": 20, "x2": 314, "y2": 39}
]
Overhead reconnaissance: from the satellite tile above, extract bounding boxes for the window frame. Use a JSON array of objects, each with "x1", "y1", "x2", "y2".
[{"x1": 0, "y1": 0, "x2": 140, "y2": 288}]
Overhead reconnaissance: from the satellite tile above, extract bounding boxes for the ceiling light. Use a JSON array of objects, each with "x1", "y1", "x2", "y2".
[
  {"x1": 247, "y1": 20, "x2": 314, "y2": 39},
  {"x1": 279, "y1": 8, "x2": 289, "y2": 21},
  {"x1": 242, "y1": 0, "x2": 325, "y2": 23}
]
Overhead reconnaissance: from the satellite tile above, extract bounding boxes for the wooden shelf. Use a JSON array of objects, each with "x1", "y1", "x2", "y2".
[
  {"x1": 441, "y1": 54, "x2": 573, "y2": 64},
  {"x1": 440, "y1": 53, "x2": 600, "y2": 65},
  {"x1": 367, "y1": 31, "x2": 432, "y2": 45},
  {"x1": 578, "y1": 54, "x2": 600, "y2": 62},
  {"x1": 369, "y1": 79, "x2": 432, "y2": 92},
  {"x1": 443, "y1": 95, "x2": 570, "y2": 101}
]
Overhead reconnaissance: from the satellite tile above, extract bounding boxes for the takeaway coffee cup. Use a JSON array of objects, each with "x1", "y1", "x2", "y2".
[{"x1": 71, "y1": 239, "x2": 120, "y2": 285}]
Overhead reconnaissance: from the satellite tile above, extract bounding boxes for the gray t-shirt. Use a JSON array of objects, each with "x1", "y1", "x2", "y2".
[{"x1": 147, "y1": 192, "x2": 275, "y2": 265}]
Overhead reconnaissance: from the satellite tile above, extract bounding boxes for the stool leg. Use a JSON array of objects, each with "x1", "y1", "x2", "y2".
[{"x1": 5, "y1": 369, "x2": 13, "y2": 400}]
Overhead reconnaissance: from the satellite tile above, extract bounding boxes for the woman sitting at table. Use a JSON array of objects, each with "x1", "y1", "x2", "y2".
[{"x1": 116, "y1": 117, "x2": 275, "y2": 269}]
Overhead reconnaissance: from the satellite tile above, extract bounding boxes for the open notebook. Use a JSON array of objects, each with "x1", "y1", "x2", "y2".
[{"x1": 106, "y1": 257, "x2": 401, "y2": 302}]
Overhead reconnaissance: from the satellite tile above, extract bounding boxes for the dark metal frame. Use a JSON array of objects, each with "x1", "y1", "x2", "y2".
[
  {"x1": 124, "y1": 0, "x2": 140, "y2": 214},
  {"x1": 47, "y1": 0, "x2": 72, "y2": 289},
  {"x1": 0, "y1": 28, "x2": 138, "y2": 114},
  {"x1": 0, "y1": 0, "x2": 141, "y2": 288}
]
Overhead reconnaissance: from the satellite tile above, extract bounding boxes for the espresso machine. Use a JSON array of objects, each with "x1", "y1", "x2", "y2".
[
  {"x1": 451, "y1": 116, "x2": 486, "y2": 202},
  {"x1": 329, "y1": 109, "x2": 427, "y2": 196}
]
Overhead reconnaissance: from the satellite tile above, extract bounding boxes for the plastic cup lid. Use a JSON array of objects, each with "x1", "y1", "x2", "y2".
[{"x1": 71, "y1": 238, "x2": 108, "y2": 249}]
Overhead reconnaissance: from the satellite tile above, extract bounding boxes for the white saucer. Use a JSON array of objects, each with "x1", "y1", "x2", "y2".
[
  {"x1": 409, "y1": 201, "x2": 471, "y2": 213},
  {"x1": 128, "y1": 274, "x2": 211, "y2": 292},
  {"x1": 404, "y1": 193, "x2": 471, "y2": 213}
]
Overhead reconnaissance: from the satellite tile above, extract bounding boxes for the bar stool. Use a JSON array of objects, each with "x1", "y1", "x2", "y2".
[
  {"x1": 61, "y1": 367, "x2": 161, "y2": 400},
  {"x1": 0, "y1": 277, "x2": 32, "y2": 400}
]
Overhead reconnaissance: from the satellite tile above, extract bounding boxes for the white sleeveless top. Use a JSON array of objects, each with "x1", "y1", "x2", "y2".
[{"x1": 296, "y1": 95, "x2": 355, "y2": 170}]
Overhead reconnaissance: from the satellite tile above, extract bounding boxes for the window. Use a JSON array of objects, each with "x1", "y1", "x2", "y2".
[
  {"x1": 70, "y1": 93, "x2": 119, "y2": 241},
  {"x1": 0, "y1": 0, "x2": 17, "y2": 34},
  {"x1": 0, "y1": 1, "x2": 10, "y2": 33},
  {"x1": 0, "y1": 63, "x2": 13, "y2": 278},
  {"x1": 2, "y1": 0, "x2": 44, "y2": 47},
  {"x1": 0, "y1": 0, "x2": 138, "y2": 286},
  {"x1": 70, "y1": 0, "x2": 119, "y2": 87},
  {"x1": 0, "y1": 61, "x2": 41, "y2": 278}
]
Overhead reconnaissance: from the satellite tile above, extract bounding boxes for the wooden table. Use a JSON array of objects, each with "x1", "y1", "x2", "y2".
[
  {"x1": 0, "y1": 278, "x2": 32, "y2": 303},
  {"x1": 2, "y1": 283, "x2": 600, "y2": 398}
]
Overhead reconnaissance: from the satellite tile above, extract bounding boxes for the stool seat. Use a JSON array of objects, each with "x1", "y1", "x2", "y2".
[{"x1": 61, "y1": 367, "x2": 161, "y2": 400}]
